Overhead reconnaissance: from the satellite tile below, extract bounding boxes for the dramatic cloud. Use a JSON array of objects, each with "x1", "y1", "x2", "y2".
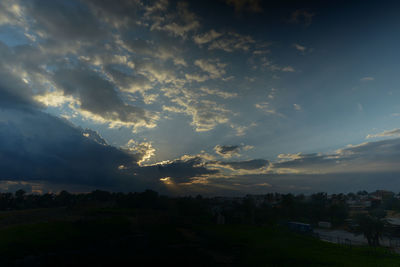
[
  {"x1": 0, "y1": 43, "x2": 219, "y2": 192},
  {"x1": 0, "y1": 108, "x2": 136, "y2": 187},
  {"x1": 0, "y1": 105, "x2": 221, "y2": 192},
  {"x1": 51, "y1": 67, "x2": 159, "y2": 130},
  {"x1": 123, "y1": 139, "x2": 156, "y2": 165},
  {"x1": 2, "y1": 0, "x2": 399, "y2": 195},
  {"x1": 137, "y1": 156, "x2": 218, "y2": 184}
]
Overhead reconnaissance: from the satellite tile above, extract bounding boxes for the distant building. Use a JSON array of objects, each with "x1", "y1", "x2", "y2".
[
  {"x1": 372, "y1": 190, "x2": 394, "y2": 200},
  {"x1": 347, "y1": 199, "x2": 371, "y2": 216}
]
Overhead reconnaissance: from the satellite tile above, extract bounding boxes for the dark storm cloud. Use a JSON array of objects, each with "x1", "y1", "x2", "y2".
[
  {"x1": 0, "y1": 1, "x2": 160, "y2": 128},
  {"x1": 82, "y1": 128, "x2": 108, "y2": 146},
  {"x1": 0, "y1": 83, "x2": 35, "y2": 110},
  {"x1": 0, "y1": 44, "x2": 41, "y2": 110},
  {"x1": 52, "y1": 67, "x2": 157, "y2": 126},
  {"x1": 14, "y1": 45, "x2": 158, "y2": 129},
  {"x1": 0, "y1": 41, "x2": 216, "y2": 191},
  {"x1": 0, "y1": 31, "x2": 159, "y2": 129},
  {"x1": 104, "y1": 66, "x2": 152, "y2": 93},
  {"x1": 24, "y1": 0, "x2": 106, "y2": 42},
  {"x1": 0, "y1": 105, "x2": 216, "y2": 190},
  {"x1": 0, "y1": 108, "x2": 136, "y2": 186}
]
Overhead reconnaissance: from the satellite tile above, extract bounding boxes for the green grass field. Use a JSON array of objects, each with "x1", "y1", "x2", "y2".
[
  {"x1": 0, "y1": 208, "x2": 398, "y2": 266},
  {"x1": 202, "y1": 224, "x2": 400, "y2": 266}
]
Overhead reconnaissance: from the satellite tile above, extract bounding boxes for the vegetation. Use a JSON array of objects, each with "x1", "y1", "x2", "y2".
[
  {"x1": 0, "y1": 189, "x2": 398, "y2": 265},
  {"x1": 0, "y1": 208, "x2": 399, "y2": 266},
  {"x1": 355, "y1": 214, "x2": 386, "y2": 246}
]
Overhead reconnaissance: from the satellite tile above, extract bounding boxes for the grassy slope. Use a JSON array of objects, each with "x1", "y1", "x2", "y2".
[{"x1": 203, "y1": 225, "x2": 400, "y2": 266}]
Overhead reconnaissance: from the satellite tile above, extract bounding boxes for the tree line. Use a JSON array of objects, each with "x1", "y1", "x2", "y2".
[{"x1": 2, "y1": 189, "x2": 400, "y2": 246}]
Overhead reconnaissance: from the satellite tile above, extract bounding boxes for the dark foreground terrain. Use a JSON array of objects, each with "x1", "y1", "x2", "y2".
[{"x1": 0, "y1": 205, "x2": 399, "y2": 267}]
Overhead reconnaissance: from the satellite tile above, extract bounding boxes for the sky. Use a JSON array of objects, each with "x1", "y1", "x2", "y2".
[{"x1": 1, "y1": 0, "x2": 400, "y2": 195}]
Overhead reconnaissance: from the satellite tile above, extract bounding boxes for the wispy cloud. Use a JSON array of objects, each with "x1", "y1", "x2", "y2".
[
  {"x1": 194, "y1": 59, "x2": 227, "y2": 79},
  {"x1": 289, "y1": 9, "x2": 315, "y2": 26},
  {"x1": 194, "y1": 31, "x2": 256, "y2": 52},
  {"x1": 360, "y1": 76, "x2": 374, "y2": 82},
  {"x1": 366, "y1": 128, "x2": 400, "y2": 139},
  {"x1": 255, "y1": 102, "x2": 284, "y2": 117},
  {"x1": 293, "y1": 104, "x2": 302, "y2": 111},
  {"x1": 193, "y1": 30, "x2": 222, "y2": 45},
  {"x1": 293, "y1": 43, "x2": 306, "y2": 52},
  {"x1": 292, "y1": 43, "x2": 312, "y2": 54}
]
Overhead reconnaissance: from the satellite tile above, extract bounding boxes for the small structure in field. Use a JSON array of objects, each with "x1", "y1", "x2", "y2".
[{"x1": 318, "y1": 221, "x2": 332, "y2": 229}]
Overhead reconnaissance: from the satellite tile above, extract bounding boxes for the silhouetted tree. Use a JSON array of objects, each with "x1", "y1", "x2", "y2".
[{"x1": 356, "y1": 214, "x2": 386, "y2": 246}]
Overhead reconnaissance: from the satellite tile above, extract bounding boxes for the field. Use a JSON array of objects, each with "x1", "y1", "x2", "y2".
[{"x1": 0, "y1": 207, "x2": 399, "y2": 266}]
